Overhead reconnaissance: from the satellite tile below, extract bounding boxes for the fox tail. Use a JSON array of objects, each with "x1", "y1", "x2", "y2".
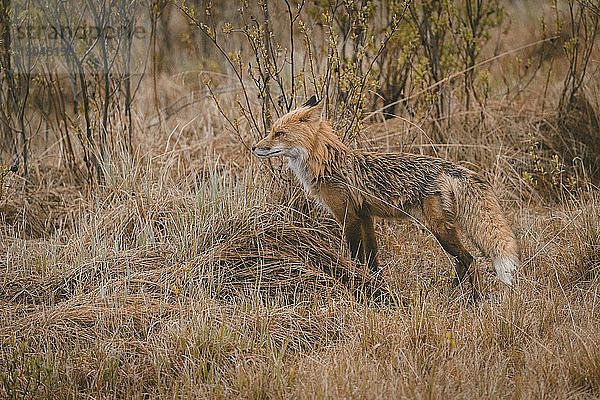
[{"x1": 444, "y1": 176, "x2": 520, "y2": 285}]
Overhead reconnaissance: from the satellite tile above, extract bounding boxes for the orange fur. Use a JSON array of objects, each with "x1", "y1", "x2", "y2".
[{"x1": 253, "y1": 98, "x2": 519, "y2": 300}]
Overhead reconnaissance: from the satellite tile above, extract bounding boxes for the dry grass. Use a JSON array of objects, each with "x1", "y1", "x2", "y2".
[
  {"x1": 2, "y1": 3, "x2": 600, "y2": 399},
  {"x1": 2, "y1": 96, "x2": 600, "y2": 398}
]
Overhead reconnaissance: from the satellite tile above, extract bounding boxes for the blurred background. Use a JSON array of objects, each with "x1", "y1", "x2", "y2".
[{"x1": 1, "y1": 0, "x2": 599, "y2": 192}]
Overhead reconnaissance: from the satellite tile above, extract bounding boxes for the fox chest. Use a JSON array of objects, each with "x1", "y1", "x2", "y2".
[
  {"x1": 287, "y1": 157, "x2": 336, "y2": 212},
  {"x1": 287, "y1": 157, "x2": 313, "y2": 194}
]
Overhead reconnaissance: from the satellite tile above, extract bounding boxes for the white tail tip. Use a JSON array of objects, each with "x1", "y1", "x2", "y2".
[{"x1": 494, "y1": 257, "x2": 518, "y2": 285}]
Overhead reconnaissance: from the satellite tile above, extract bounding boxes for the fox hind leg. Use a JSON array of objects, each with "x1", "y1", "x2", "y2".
[
  {"x1": 437, "y1": 229, "x2": 480, "y2": 298},
  {"x1": 422, "y1": 195, "x2": 482, "y2": 300}
]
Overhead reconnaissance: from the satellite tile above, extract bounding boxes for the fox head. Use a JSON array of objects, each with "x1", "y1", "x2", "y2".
[{"x1": 252, "y1": 96, "x2": 324, "y2": 161}]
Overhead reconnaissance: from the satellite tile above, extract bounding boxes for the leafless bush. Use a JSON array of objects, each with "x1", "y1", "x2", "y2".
[{"x1": 0, "y1": 0, "x2": 149, "y2": 183}]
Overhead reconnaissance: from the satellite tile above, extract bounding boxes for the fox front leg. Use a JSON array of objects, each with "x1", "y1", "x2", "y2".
[
  {"x1": 319, "y1": 190, "x2": 372, "y2": 270},
  {"x1": 360, "y1": 213, "x2": 378, "y2": 273},
  {"x1": 343, "y1": 214, "x2": 366, "y2": 265}
]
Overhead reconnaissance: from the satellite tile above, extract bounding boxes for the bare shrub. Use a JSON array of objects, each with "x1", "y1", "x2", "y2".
[{"x1": 1, "y1": 1, "x2": 600, "y2": 398}]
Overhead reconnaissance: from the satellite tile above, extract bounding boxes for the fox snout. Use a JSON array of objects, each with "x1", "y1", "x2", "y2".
[
  {"x1": 252, "y1": 134, "x2": 289, "y2": 158},
  {"x1": 252, "y1": 145, "x2": 269, "y2": 158},
  {"x1": 252, "y1": 138, "x2": 274, "y2": 158}
]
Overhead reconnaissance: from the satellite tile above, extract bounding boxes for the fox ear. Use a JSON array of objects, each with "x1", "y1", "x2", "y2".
[
  {"x1": 299, "y1": 96, "x2": 324, "y2": 122},
  {"x1": 301, "y1": 95, "x2": 321, "y2": 108}
]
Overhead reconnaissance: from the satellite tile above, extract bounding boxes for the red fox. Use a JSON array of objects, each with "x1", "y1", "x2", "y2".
[{"x1": 252, "y1": 96, "x2": 519, "y2": 300}]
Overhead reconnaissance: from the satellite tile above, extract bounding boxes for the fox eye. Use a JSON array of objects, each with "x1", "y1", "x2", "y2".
[{"x1": 274, "y1": 131, "x2": 284, "y2": 138}]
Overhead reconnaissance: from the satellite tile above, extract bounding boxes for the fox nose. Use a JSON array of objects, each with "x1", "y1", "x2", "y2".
[{"x1": 251, "y1": 145, "x2": 256, "y2": 152}]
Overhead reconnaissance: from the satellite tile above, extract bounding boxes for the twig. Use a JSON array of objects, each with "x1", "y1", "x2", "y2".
[{"x1": 361, "y1": 36, "x2": 560, "y2": 122}]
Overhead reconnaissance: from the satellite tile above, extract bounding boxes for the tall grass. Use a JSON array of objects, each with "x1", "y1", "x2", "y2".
[
  {"x1": 1, "y1": 1, "x2": 600, "y2": 398},
  {"x1": 2, "y1": 97, "x2": 600, "y2": 397}
]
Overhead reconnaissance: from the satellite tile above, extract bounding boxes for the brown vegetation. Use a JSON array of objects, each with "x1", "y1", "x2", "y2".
[{"x1": 1, "y1": 0, "x2": 600, "y2": 398}]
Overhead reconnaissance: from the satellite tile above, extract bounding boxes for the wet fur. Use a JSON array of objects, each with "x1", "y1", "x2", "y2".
[{"x1": 253, "y1": 100, "x2": 519, "y2": 299}]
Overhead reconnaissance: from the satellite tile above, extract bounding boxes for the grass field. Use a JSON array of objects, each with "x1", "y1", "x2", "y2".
[{"x1": 1, "y1": 1, "x2": 600, "y2": 398}]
